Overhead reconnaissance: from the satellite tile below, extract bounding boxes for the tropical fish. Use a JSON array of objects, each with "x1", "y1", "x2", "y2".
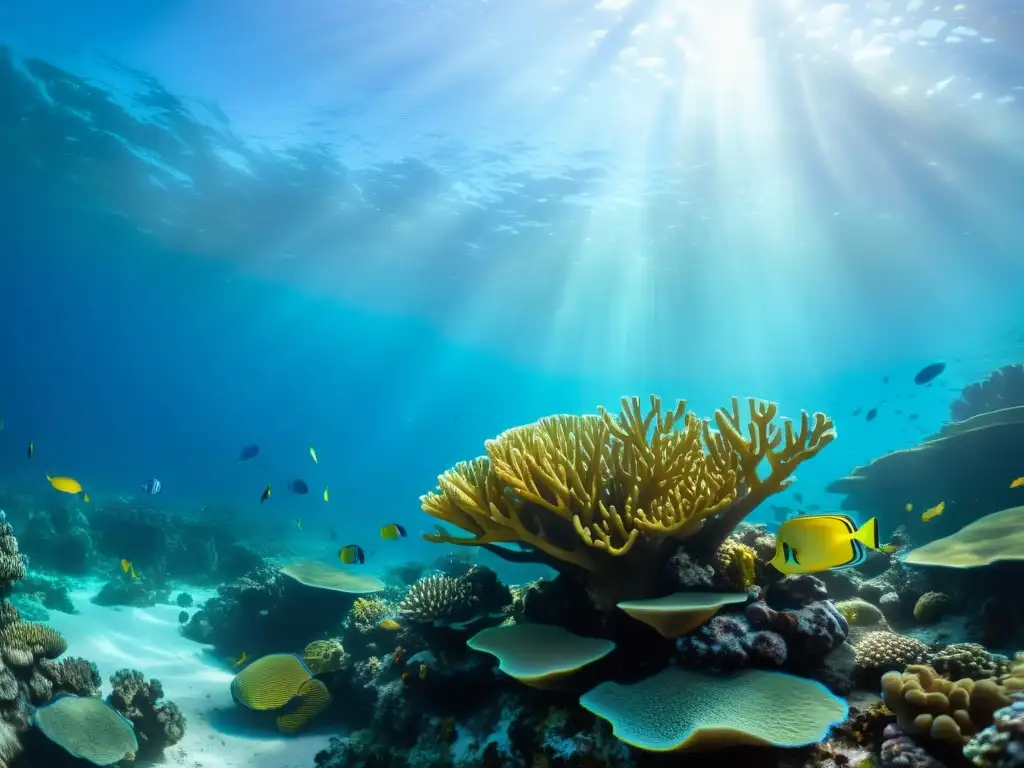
[
  {"x1": 379, "y1": 619, "x2": 401, "y2": 631},
  {"x1": 921, "y1": 501, "x2": 945, "y2": 522},
  {"x1": 323, "y1": 486, "x2": 329, "y2": 502},
  {"x1": 239, "y1": 444, "x2": 260, "y2": 462},
  {"x1": 47, "y1": 476, "x2": 83, "y2": 494},
  {"x1": 380, "y1": 524, "x2": 407, "y2": 540},
  {"x1": 26, "y1": 441, "x2": 33, "y2": 459},
  {"x1": 769, "y1": 514, "x2": 879, "y2": 574},
  {"x1": 309, "y1": 445, "x2": 318, "y2": 464},
  {"x1": 865, "y1": 408, "x2": 878, "y2": 422},
  {"x1": 83, "y1": 492, "x2": 90, "y2": 503},
  {"x1": 288, "y1": 479, "x2": 309, "y2": 495},
  {"x1": 914, "y1": 362, "x2": 946, "y2": 385},
  {"x1": 142, "y1": 477, "x2": 162, "y2": 495},
  {"x1": 295, "y1": 518, "x2": 302, "y2": 531},
  {"x1": 339, "y1": 544, "x2": 365, "y2": 565},
  {"x1": 879, "y1": 543, "x2": 900, "y2": 555},
  {"x1": 260, "y1": 484, "x2": 271, "y2": 504},
  {"x1": 120, "y1": 559, "x2": 137, "y2": 580},
  {"x1": 418, "y1": 664, "x2": 428, "y2": 681},
  {"x1": 1010, "y1": 477, "x2": 1024, "y2": 489},
  {"x1": 232, "y1": 651, "x2": 248, "y2": 668},
  {"x1": 905, "y1": 503, "x2": 913, "y2": 512}
]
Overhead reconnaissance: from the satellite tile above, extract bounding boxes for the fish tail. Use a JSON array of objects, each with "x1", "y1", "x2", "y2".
[{"x1": 852, "y1": 517, "x2": 880, "y2": 551}]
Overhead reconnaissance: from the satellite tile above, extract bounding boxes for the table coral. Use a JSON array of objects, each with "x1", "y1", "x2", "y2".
[{"x1": 420, "y1": 395, "x2": 834, "y2": 602}]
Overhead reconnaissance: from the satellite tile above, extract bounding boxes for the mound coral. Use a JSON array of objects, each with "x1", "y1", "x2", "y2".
[
  {"x1": 713, "y1": 538, "x2": 759, "y2": 590},
  {"x1": 932, "y1": 643, "x2": 1011, "y2": 681},
  {"x1": 913, "y1": 591, "x2": 952, "y2": 623},
  {"x1": 420, "y1": 396, "x2": 834, "y2": 600},
  {"x1": 347, "y1": 598, "x2": 391, "y2": 631},
  {"x1": 303, "y1": 639, "x2": 347, "y2": 675},
  {"x1": 579, "y1": 667, "x2": 848, "y2": 751},
  {"x1": 881, "y1": 664, "x2": 1011, "y2": 745},
  {"x1": 107, "y1": 669, "x2": 186, "y2": 758},
  {"x1": 834, "y1": 598, "x2": 886, "y2": 628},
  {"x1": 853, "y1": 631, "x2": 930, "y2": 676}
]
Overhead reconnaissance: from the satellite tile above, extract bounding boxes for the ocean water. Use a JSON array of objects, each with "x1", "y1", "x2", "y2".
[{"x1": 1, "y1": 1, "x2": 1023, "y2": 767}]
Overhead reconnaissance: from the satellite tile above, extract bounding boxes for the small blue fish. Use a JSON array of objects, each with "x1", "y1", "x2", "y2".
[
  {"x1": 142, "y1": 478, "x2": 162, "y2": 495},
  {"x1": 239, "y1": 444, "x2": 260, "y2": 462}
]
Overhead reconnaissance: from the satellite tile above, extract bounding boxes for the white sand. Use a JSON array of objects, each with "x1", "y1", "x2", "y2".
[{"x1": 44, "y1": 584, "x2": 334, "y2": 768}]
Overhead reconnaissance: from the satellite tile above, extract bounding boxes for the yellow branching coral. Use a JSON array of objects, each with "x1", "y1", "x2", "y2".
[{"x1": 422, "y1": 395, "x2": 834, "y2": 580}]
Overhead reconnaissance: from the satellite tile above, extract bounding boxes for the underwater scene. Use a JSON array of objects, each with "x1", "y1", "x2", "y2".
[{"x1": 2, "y1": 0, "x2": 1024, "y2": 767}]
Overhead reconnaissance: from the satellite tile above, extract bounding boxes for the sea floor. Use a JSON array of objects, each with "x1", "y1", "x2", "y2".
[{"x1": 46, "y1": 582, "x2": 334, "y2": 768}]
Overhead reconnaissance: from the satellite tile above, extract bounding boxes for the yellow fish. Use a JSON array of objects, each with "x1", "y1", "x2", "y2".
[
  {"x1": 770, "y1": 514, "x2": 879, "y2": 574},
  {"x1": 418, "y1": 663, "x2": 428, "y2": 681},
  {"x1": 83, "y1": 492, "x2": 91, "y2": 504},
  {"x1": 921, "y1": 501, "x2": 945, "y2": 522},
  {"x1": 295, "y1": 518, "x2": 302, "y2": 531},
  {"x1": 323, "y1": 486, "x2": 329, "y2": 502},
  {"x1": 879, "y1": 543, "x2": 900, "y2": 555},
  {"x1": 47, "y1": 475, "x2": 83, "y2": 494},
  {"x1": 379, "y1": 619, "x2": 401, "y2": 631},
  {"x1": 1011, "y1": 477, "x2": 1024, "y2": 489},
  {"x1": 232, "y1": 651, "x2": 248, "y2": 668},
  {"x1": 309, "y1": 445, "x2": 318, "y2": 464},
  {"x1": 904, "y1": 503, "x2": 913, "y2": 512},
  {"x1": 120, "y1": 559, "x2": 137, "y2": 580}
]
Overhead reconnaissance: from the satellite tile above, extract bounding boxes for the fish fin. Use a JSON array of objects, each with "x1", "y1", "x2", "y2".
[
  {"x1": 852, "y1": 517, "x2": 880, "y2": 551},
  {"x1": 808, "y1": 513, "x2": 858, "y2": 533}
]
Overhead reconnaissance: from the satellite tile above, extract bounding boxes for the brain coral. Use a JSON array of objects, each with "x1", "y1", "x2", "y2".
[
  {"x1": 853, "y1": 631, "x2": 930, "y2": 675},
  {"x1": 579, "y1": 667, "x2": 848, "y2": 751},
  {"x1": 881, "y1": 664, "x2": 1011, "y2": 745},
  {"x1": 913, "y1": 591, "x2": 952, "y2": 624}
]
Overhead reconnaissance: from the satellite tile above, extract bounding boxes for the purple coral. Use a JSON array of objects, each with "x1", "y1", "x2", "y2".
[
  {"x1": 676, "y1": 613, "x2": 787, "y2": 670},
  {"x1": 880, "y1": 724, "x2": 947, "y2": 768}
]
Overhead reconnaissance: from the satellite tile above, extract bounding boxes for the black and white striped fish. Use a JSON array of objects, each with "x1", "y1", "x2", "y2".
[{"x1": 142, "y1": 477, "x2": 162, "y2": 495}]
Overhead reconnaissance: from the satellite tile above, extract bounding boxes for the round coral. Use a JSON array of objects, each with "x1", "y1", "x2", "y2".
[
  {"x1": 713, "y1": 539, "x2": 759, "y2": 590},
  {"x1": 853, "y1": 631, "x2": 930, "y2": 675},
  {"x1": 913, "y1": 591, "x2": 952, "y2": 624},
  {"x1": 933, "y1": 643, "x2": 1010, "y2": 681}
]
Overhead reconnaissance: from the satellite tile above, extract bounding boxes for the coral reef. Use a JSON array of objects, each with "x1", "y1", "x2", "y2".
[
  {"x1": 914, "y1": 591, "x2": 952, "y2": 624},
  {"x1": 397, "y1": 568, "x2": 511, "y2": 629},
  {"x1": 182, "y1": 564, "x2": 359, "y2": 656},
  {"x1": 932, "y1": 643, "x2": 1011, "y2": 681},
  {"x1": 107, "y1": 668, "x2": 186, "y2": 759},
  {"x1": 964, "y1": 693, "x2": 1024, "y2": 768},
  {"x1": 951, "y1": 363, "x2": 1024, "y2": 422},
  {"x1": 853, "y1": 631, "x2": 931, "y2": 681},
  {"x1": 421, "y1": 395, "x2": 834, "y2": 603}
]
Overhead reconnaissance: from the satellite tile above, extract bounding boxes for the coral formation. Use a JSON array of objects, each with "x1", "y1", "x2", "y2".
[
  {"x1": 421, "y1": 396, "x2": 834, "y2": 601},
  {"x1": 913, "y1": 591, "x2": 952, "y2": 624},
  {"x1": 348, "y1": 597, "x2": 391, "y2": 631},
  {"x1": 303, "y1": 639, "x2": 348, "y2": 675},
  {"x1": 397, "y1": 574, "x2": 473, "y2": 625},
  {"x1": 617, "y1": 591, "x2": 747, "y2": 638},
  {"x1": 835, "y1": 598, "x2": 887, "y2": 628},
  {"x1": 713, "y1": 538, "x2": 760, "y2": 590},
  {"x1": 881, "y1": 664, "x2": 1011, "y2": 745},
  {"x1": 853, "y1": 631, "x2": 931, "y2": 677},
  {"x1": 467, "y1": 624, "x2": 615, "y2": 687},
  {"x1": 964, "y1": 693, "x2": 1024, "y2": 768},
  {"x1": 932, "y1": 643, "x2": 1011, "y2": 681},
  {"x1": 906, "y1": 506, "x2": 1024, "y2": 568},
  {"x1": 31, "y1": 693, "x2": 138, "y2": 764},
  {"x1": 951, "y1": 363, "x2": 1024, "y2": 422},
  {"x1": 579, "y1": 667, "x2": 848, "y2": 751},
  {"x1": 107, "y1": 669, "x2": 186, "y2": 759},
  {"x1": 37, "y1": 657, "x2": 102, "y2": 697}
]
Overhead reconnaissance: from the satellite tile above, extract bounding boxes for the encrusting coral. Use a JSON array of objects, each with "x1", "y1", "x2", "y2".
[{"x1": 420, "y1": 395, "x2": 834, "y2": 601}]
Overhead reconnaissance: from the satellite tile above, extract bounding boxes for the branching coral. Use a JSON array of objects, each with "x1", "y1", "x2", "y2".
[
  {"x1": 37, "y1": 657, "x2": 101, "y2": 697},
  {"x1": 420, "y1": 396, "x2": 834, "y2": 593},
  {"x1": 397, "y1": 575, "x2": 472, "y2": 626},
  {"x1": 107, "y1": 669, "x2": 186, "y2": 759}
]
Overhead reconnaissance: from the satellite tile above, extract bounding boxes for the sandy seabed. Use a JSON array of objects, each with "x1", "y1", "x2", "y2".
[{"x1": 45, "y1": 585, "x2": 334, "y2": 768}]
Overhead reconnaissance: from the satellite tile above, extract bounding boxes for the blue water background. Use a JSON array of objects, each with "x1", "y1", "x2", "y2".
[{"x1": 1, "y1": 0, "x2": 1022, "y2": 580}]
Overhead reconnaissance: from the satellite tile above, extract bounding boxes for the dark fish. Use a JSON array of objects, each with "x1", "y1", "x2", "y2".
[
  {"x1": 260, "y1": 484, "x2": 271, "y2": 504},
  {"x1": 239, "y1": 444, "x2": 260, "y2": 462},
  {"x1": 142, "y1": 478, "x2": 162, "y2": 495},
  {"x1": 793, "y1": 493, "x2": 804, "y2": 503},
  {"x1": 178, "y1": 610, "x2": 189, "y2": 624},
  {"x1": 288, "y1": 479, "x2": 309, "y2": 495},
  {"x1": 27, "y1": 442, "x2": 33, "y2": 459},
  {"x1": 883, "y1": 376, "x2": 889, "y2": 384},
  {"x1": 852, "y1": 407, "x2": 862, "y2": 416},
  {"x1": 328, "y1": 528, "x2": 339, "y2": 542},
  {"x1": 866, "y1": 408, "x2": 877, "y2": 422},
  {"x1": 908, "y1": 413, "x2": 919, "y2": 421},
  {"x1": 914, "y1": 362, "x2": 946, "y2": 385}
]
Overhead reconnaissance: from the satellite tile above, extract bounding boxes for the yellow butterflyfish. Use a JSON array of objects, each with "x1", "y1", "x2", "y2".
[
  {"x1": 232, "y1": 651, "x2": 248, "y2": 668},
  {"x1": 1011, "y1": 477, "x2": 1024, "y2": 489},
  {"x1": 921, "y1": 501, "x2": 945, "y2": 522},
  {"x1": 83, "y1": 492, "x2": 91, "y2": 503},
  {"x1": 904, "y1": 503, "x2": 913, "y2": 512},
  {"x1": 379, "y1": 619, "x2": 401, "y2": 631},
  {"x1": 323, "y1": 486, "x2": 329, "y2": 502},
  {"x1": 47, "y1": 475, "x2": 83, "y2": 494},
  {"x1": 120, "y1": 559, "x2": 137, "y2": 580},
  {"x1": 309, "y1": 445, "x2": 318, "y2": 464},
  {"x1": 770, "y1": 514, "x2": 879, "y2": 574}
]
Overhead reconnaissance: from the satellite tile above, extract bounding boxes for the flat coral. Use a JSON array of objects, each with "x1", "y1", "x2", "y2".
[
  {"x1": 421, "y1": 396, "x2": 834, "y2": 595},
  {"x1": 579, "y1": 667, "x2": 848, "y2": 751},
  {"x1": 905, "y1": 506, "x2": 1024, "y2": 568},
  {"x1": 467, "y1": 624, "x2": 615, "y2": 688}
]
